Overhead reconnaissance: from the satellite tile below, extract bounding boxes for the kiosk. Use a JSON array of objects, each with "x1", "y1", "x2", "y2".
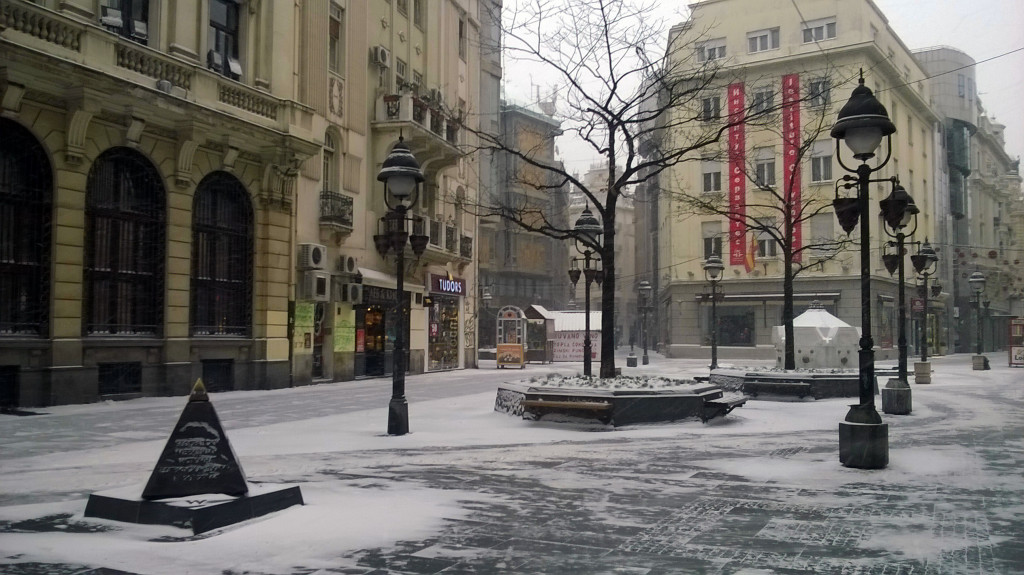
[
  {"x1": 496, "y1": 306, "x2": 526, "y2": 369},
  {"x1": 1010, "y1": 318, "x2": 1024, "y2": 367}
]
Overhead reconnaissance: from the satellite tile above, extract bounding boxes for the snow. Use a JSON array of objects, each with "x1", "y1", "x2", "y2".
[{"x1": 1, "y1": 353, "x2": 1021, "y2": 573}]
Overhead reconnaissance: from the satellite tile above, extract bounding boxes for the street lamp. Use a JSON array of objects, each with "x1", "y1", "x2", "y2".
[
  {"x1": 567, "y1": 205, "x2": 602, "y2": 377},
  {"x1": 702, "y1": 253, "x2": 724, "y2": 371},
  {"x1": 373, "y1": 137, "x2": 428, "y2": 436},
  {"x1": 910, "y1": 239, "x2": 939, "y2": 383},
  {"x1": 831, "y1": 72, "x2": 897, "y2": 470},
  {"x1": 638, "y1": 280, "x2": 653, "y2": 365},
  {"x1": 879, "y1": 181, "x2": 918, "y2": 415},
  {"x1": 969, "y1": 269, "x2": 988, "y2": 370}
]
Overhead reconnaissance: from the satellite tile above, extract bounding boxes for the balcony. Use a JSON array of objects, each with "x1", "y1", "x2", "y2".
[
  {"x1": 320, "y1": 191, "x2": 354, "y2": 238},
  {"x1": 414, "y1": 216, "x2": 472, "y2": 267},
  {"x1": 373, "y1": 92, "x2": 462, "y2": 172}
]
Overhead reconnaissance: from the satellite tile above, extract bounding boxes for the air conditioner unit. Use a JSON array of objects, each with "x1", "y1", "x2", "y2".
[
  {"x1": 298, "y1": 243, "x2": 327, "y2": 270},
  {"x1": 301, "y1": 270, "x2": 331, "y2": 302},
  {"x1": 338, "y1": 254, "x2": 357, "y2": 274},
  {"x1": 347, "y1": 284, "x2": 363, "y2": 304},
  {"x1": 372, "y1": 45, "x2": 391, "y2": 68}
]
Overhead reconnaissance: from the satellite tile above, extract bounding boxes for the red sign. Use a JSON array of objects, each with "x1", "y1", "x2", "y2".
[
  {"x1": 911, "y1": 298, "x2": 924, "y2": 313},
  {"x1": 355, "y1": 329, "x2": 365, "y2": 353},
  {"x1": 782, "y1": 74, "x2": 802, "y2": 261},
  {"x1": 728, "y1": 82, "x2": 746, "y2": 266}
]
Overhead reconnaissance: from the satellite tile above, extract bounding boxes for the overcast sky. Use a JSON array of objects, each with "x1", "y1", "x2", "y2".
[{"x1": 502, "y1": 0, "x2": 1024, "y2": 175}]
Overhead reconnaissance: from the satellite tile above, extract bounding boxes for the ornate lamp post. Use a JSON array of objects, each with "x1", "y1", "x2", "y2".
[
  {"x1": 879, "y1": 181, "x2": 918, "y2": 415},
  {"x1": 638, "y1": 280, "x2": 653, "y2": 365},
  {"x1": 567, "y1": 205, "x2": 603, "y2": 377},
  {"x1": 373, "y1": 137, "x2": 429, "y2": 436},
  {"x1": 702, "y1": 253, "x2": 724, "y2": 371},
  {"x1": 910, "y1": 239, "x2": 939, "y2": 383},
  {"x1": 831, "y1": 72, "x2": 897, "y2": 469},
  {"x1": 969, "y1": 269, "x2": 988, "y2": 370}
]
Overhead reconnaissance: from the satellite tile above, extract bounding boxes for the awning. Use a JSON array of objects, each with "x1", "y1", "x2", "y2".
[
  {"x1": 693, "y1": 292, "x2": 841, "y2": 302},
  {"x1": 357, "y1": 267, "x2": 424, "y2": 292}
]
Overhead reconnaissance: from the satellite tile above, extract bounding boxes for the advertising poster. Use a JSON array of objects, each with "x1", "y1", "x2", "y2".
[
  {"x1": 496, "y1": 343, "x2": 525, "y2": 368},
  {"x1": 293, "y1": 302, "x2": 314, "y2": 350},
  {"x1": 727, "y1": 82, "x2": 747, "y2": 267},
  {"x1": 551, "y1": 331, "x2": 602, "y2": 362},
  {"x1": 334, "y1": 307, "x2": 355, "y2": 352}
]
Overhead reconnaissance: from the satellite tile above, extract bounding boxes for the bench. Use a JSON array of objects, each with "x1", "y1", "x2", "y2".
[
  {"x1": 743, "y1": 380, "x2": 812, "y2": 398},
  {"x1": 701, "y1": 397, "x2": 747, "y2": 422},
  {"x1": 521, "y1": 399, "x2": 613, "y2": 423}
]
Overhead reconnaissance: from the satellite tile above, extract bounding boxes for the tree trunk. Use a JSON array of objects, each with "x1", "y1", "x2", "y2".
[{"x1": 600, "y1": 132, "x2": 618, "y2": 379}]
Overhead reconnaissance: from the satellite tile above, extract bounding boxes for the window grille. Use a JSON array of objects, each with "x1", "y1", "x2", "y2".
[
  {"x1": 0, "y1": 119, "x2": 52, "y2": 336},
  {"x1": 85, "y1": 148, "x2": 165, "y2": 335},
  {"x1": 191, "y1": 172, "x2": 253, "y2": 336}
]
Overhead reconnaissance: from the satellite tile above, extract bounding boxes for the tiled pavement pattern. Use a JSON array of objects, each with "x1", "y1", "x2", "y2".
[{"x1": 2, "y1": 357, "x2": 1022, "y2": 574}]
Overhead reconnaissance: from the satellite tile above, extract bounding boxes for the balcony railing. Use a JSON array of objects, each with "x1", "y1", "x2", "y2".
[
  {"x1": 445, "y1": 225, "x2": 458, "y2": 252},
  {"x1": 320, "y1": 191, "x2": 353, "y2": 228},
  {"x1": 428, "y1": 218, "x2": 443, "y2": 247},
  {"x1": 460, "y1": 235, "x2": 473, "y2": 259},
  {"x1": 378, "y1": 92, "x2": 460, "y2": 146}
]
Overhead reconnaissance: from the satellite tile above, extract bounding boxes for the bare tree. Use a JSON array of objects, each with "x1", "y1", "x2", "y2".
[
  {"x1": 462, "y1": 0, "x2": 766, "y2": 378},
  {"x1": 668, "y1": 67, "x2": 856, "y2": 369}
]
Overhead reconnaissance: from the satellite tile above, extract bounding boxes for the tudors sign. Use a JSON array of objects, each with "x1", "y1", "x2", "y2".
[{"x1": 429, "y1": 274, "x2": 466, "y2": 296}]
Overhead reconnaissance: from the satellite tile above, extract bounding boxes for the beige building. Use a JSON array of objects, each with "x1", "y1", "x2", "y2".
[
  {"x1": 0, "y1": 0, "x2": 494, "y2": 407},
  {"x1": 652, "y1": 0, "x2": 939, "y2": 359}
]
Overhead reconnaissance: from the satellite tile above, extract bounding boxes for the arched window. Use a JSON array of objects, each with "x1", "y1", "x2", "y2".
[
  {"x1": 0, "y1": 119, "x2": 52, "y2": 335},
  {"x1": 191, "y1": 172, "x2": 253, "y2": 336},
  {"x1": 85, "y1": 148, "x2": 165, "y2": 335}
]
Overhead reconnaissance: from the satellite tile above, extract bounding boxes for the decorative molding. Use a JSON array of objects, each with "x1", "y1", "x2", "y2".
[
  {"x1": 65, "y1": 109, "x2": 93, "y2": 165},
  {"x1": 0, "y1": 81, "x2": 25, "y2": 117},
  {"x1": 223, "y1": 146, "x2": 240, "y2": 171},
  {"x1": 126, "y1": 116, "x2": 146, "y2": 147}
]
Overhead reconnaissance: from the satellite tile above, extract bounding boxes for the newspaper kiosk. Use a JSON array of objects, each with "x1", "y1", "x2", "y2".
[
  {"x1": 496, "y1": 306, "x2": 526, "y2": 369},
  {"x1": 1010, "y1": 318, "x2": 1024, "y2": 367}
]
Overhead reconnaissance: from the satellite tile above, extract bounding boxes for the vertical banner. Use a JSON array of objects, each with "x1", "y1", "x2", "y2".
[
  {"x1": 727, "y1": 83, "x2": 746, "y2": 266},
  {"x1": 782, "y1": 74, "x2": 802, "y2": 261}
]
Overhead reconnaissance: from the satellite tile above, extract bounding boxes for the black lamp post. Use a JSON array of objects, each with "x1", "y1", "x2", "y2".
[
  {"x1": 702, "y1": 253, "x2": 724, "y2": 371},
  {"x1": 373, "y1": 137, "x2": 428, "y2": 436},
  {"x1": 567, "y1": 205, "x2": 603, "y2": 377},
  {"x1": 969, "y1": 269, "x2": 987, "y2": 369},
  {"x1": 910, "y1": 239, "x2": 938, "y2": 383},
  {"x1": 831, "y1": 72, "x2": 896, "y2": 469},
  {"x1": 638, "y1": 280, "x2": 653, "y2": 365},
  {"x1": 879, "y1": 181, "x2": 918, "y2": 415}
]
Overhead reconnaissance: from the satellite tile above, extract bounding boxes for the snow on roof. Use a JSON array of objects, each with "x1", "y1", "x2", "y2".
[
  {"x1": 551, "y1": 310, "x2": 602, "y2": 332},
  {"x1": 526, "y1": 305, "x2": 556, "y2": 320},
  {"x1": 792, "y1": 308, "x2": 853, "y2": 328}
]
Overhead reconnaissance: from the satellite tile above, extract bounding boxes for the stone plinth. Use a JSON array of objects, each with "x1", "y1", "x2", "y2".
[
  {"x1": 839, "y1": 421, "x2": 889, "y2": 469},
  {"x1": 914, "y1": 362, "x2": 932, "y2": 384},
  {"x1": 881, "y1": 378, "x2": 912, "y2": 415}
]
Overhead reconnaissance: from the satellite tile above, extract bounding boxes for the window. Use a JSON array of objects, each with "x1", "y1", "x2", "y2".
[
  {"x1": 329, "y1": 4, "x2": 344, "y2": 74},
  {"x1": 756, "y1": 221, "x2": 778, "y2": 258},
  {"x1": 0, "y1": 119, "x2": 52, "y2": 336},
  {"x1": 808, "y1": 78, "x2": 830, "y2": 107},
  {"x1": 958, "y1": 74, "x2": 965, "y2": 98},
  {"x1": 85, "y1": 148, "x2": 165, "y2": 335},
  {"x1": 191, "y1": 172, "x2": 253, "y2": 336},
  {"x1": 99, "y1": 0, "x2": 149, "y2": 44},
  {"x1": 697, "y1": 39, "x2": 726, "y2": 63},
  {"x1": 413, "y1": 0, "x2": 425, "y2": 28},
  {"x1": 809, "y1": 213, "x2": 833, "y2": 256},
  {"x1": 967, "y1": 77, "x2": 974, "y2": 102},
  {"x1": 751, "y1": 86, "x2": 774, "y2": 114},
  {"x1": 208, "y1": 0, "x2": 241, "y2": 80},
  {"x1": 322, "y1": 133, "x2": 336, "y2": 192},
  {"x1": 701, "y1": 96, "x2": 721, "y2": 122},
  {"x1": 702, "y1": 160, "x2": 722, "y2": 193},
  {"x1": 907, "y1": 116, "x2": 913, "y2": 145},
  {"x1": 397, "y1": 0, "x2": 408, "y2": 16},
  {"x1": 810, "y1": 141, "x2": 833, "y2": 182},
  {"x1": 458, "y1": 16, "x2": 467, "y2": 60},
  {"x1": 754, "y1": 148, "x2": 776, "y2": 188},
  {"x1": 395, "y1": 58, "x2": 408, "y2": 88},
  {"x1": 747, "y1": 28, "x2": 779, "y2": 53},
  {"x1": 702, "y1": 221, "x2": 723, "y2": 259},
  {"x1": 802, "y1": 18, "x2": 836, "y2": 43}
]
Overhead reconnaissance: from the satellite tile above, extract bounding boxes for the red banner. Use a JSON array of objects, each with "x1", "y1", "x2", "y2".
[
  {"x1": 782, "y1": 74, "x2": 802, "y2": 261},
  {"x1": 728, "y1": 83, "x2": 746, "y2": 266}
]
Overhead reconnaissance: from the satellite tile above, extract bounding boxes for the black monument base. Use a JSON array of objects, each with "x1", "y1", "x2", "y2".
[
  {"x1": 838, "y1": 421, "x2": 888, "y2": 469},
  {"x1": 85, "y1": 483, "x2": 303, "y2": 535}
]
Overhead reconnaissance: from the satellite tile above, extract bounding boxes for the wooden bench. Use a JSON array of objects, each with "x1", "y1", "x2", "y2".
[{"x1": 521, "y1": 399, "x2": 613, "y2": 423}]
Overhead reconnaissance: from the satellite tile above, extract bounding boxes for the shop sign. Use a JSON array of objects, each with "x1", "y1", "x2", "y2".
[
  {"x1": 911, "y1": 298, "x2": 924, "y2": 313},
  {"x1": 497, "y1": 343, "x2": 524, "y2": 368},
  {"x1": 551, "y1": 330, "x2": 602, "y2": 362},
  {"x1": 429, "y1": 274, "x2": 466, "y2": 296}
]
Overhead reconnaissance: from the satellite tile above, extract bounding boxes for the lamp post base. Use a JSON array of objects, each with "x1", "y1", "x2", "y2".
[
  {"x1": 913, "y1": 361, "x2": 931, "y2": 384},
  {"x1": 642, "y1": 354, "x2": 649, "y2": 365},
  {"x1": 626, "y1": 353, "x2": 637, "y2": 367},
  {"x1": 839, "y1": 421, "x2": 889, "y2": 469},
  {"x1": 972, "y1": 355, "x2": 990, "y2": 371},
  {"x1": 881, "y1": 378, "x2": 912, "y2": 415},
  {"x1": 388, "y1": 397, "x2": 409, "y2": 436}
]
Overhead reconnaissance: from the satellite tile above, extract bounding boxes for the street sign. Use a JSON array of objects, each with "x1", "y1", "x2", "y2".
[{"x1": 911, "y1": 298, "x2": 924, "y2": 313}]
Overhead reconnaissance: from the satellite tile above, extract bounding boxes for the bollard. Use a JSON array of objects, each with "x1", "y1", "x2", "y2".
[
  {"x1": 881, "y1": 377, "x2": 912, "y2": 415},
  {"x1": 913, "y1": 361, "x2": 931, "y2": 384}
]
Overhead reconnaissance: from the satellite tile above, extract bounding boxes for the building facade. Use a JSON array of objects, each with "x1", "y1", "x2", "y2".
[
  {"x1": 652, "y1": 0, "x2": 939, "y2": 360},
  {"x1": 0, "y1": 0, "x2": 494, "y2": 407}
]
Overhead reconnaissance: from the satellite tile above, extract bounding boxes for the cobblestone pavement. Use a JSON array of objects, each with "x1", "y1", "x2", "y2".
[{"x1": 2, "y1": 354, "x2": 1022, "y2": 574}]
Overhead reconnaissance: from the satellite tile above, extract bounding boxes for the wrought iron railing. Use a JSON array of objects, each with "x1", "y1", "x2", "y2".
[{"x1": 319, "y1": 191, "x2": 353, "y2": 228}]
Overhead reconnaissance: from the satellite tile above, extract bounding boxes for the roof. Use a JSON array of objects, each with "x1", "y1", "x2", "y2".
[
  {"x1": 525, "y1": 305, "x2": 556, "y2": 320},
  {"x1": 551, "y1": 310, "x2": 602, "y2": 332},
  {"x1": 792, "y1": 308, "x2": 852, "y2": 328}
]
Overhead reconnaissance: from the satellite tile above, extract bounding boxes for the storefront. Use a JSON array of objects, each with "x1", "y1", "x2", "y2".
[
  {"x1": 426, "y1": 273, "x2": 465, "y2": 371},
  {"x1": 355, "y1": 284, "x2": 407, "y2": 378}
]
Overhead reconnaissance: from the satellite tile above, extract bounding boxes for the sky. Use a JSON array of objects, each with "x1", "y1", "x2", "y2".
[{"x1": 501, "y1": 0, "x2": 1024, "y2": 175}]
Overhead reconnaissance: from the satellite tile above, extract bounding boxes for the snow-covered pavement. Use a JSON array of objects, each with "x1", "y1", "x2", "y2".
[{"x1": 0, "y1": 353, "x2": 1021, "y2": 574}]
